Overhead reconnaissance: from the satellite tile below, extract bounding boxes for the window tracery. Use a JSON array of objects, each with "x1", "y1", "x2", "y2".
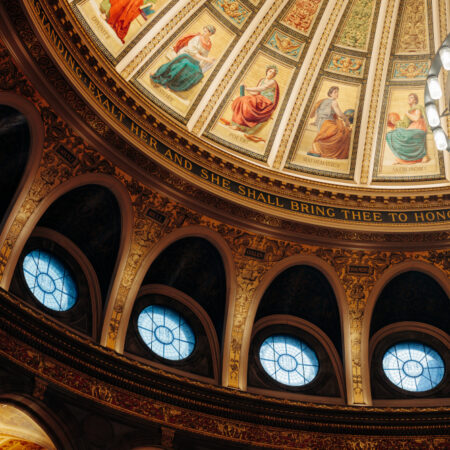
[
  {"x1": 23, "y1": 249, "x2": 78, "y2": 311},
  {"x1": 137, "y1": 305, "x2": 195, "y2": 361},
  {"x1": 259, "y1": 334, "x2": 319, "y2": 387},
  {"x1": 382, "y1": 341, "x2": 445, "y2": 392}
]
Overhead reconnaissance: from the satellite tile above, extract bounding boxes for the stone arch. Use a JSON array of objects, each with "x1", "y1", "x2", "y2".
[
  {"x1": 113, "y1": 225, "x2": 237, "y2": 386},
  {"x1": 0, "y1": 394, "x2": 76, "y2": 450},
  {"x1": 361, "y1": 260, "x2": 450, "y2": 405},
  {"x1": 1, "y1": 173, "x2": 133, "y2": 338},
  {"x1": 0, "y1": 93, "x2": 43, "y2": 249},
  {"x1": 239, "y1": 254, "x2": 349, "y2": 394}
]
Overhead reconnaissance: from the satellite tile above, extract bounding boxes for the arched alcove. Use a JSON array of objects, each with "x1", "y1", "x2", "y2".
[
  {"x1": 8, "y1": 184, "x2": 122, "y2": 338},
  {"x1": 35, "y1": 184, "x2": 122, "y2": 307},
  {"x1": 0, "y1": 403, "x2": 56, "y2": 449},
  {"x1": 0, "y1": 105, "x2": 30, "y2": 228},
  {"x1": 142, "y1": 237, "x2": 226, "y2": 348},
  {"x1": 123, "y1": 236, "x2": 226, "y2": 382},
  {"x1": 124, "y1": 285, "x2": 220, "y2": 381},
  {"x1": 0, "y1": 398, "x2": 73, "y2": 450},
  {"x1": 369, "y1": 271, "x2": 450, "y2": 402},
  {"x1": 254, "y1": 265, "x2": 342, "y2": 355},
  {"x1": 247, "y1": 265, "x2": 344, "y2": 400},
  {"x1": 370, "y1": 271, "x2": 450, "y2": 338}
]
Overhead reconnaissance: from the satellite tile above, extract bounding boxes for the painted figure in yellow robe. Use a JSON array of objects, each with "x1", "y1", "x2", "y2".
[{"x1": 308, "y1": 86, "x2": 352, "y2": 159}]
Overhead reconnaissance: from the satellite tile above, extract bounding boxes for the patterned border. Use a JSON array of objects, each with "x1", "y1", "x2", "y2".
[
  {"x1": 0, "y1": 288, "x2": 449, "y2": 445},
  {"x1": 335, "y1": 0, "x2": 377, "y2": 52},
  {"x1": 325, "y1": 51, "x2": 366, "y2": 79}
]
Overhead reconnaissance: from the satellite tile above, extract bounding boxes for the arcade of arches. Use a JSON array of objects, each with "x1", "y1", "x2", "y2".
[{"x1": 0, "y1": 0, "x2": 449, "y2": 449}]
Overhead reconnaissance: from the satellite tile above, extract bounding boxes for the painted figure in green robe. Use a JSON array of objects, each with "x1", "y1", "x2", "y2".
[
  {"x1": 150, "y1": 26, "x2": 216, "y2": 92},
  {"x1": 386, "y1": 93, "x2": 429, "y2": 164}
]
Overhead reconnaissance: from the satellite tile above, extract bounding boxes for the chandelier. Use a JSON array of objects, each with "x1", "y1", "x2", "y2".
[{"x1": 425, "y1": 33, "x2": 450, "y2": 152}]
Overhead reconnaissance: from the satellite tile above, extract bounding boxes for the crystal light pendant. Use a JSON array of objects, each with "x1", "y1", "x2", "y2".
[
  {"x1": 427, "y1": 76, "x2": 442, "y2": 100},
  {"x1": 439, "y1": 46, "x2": 450, "y2": 70},
  {"x1": 433, "y1": 127, "x2": 448, "y2": 150},
  {"x1": 425, "y1": 104, "x2": 440, "y2": 127}
]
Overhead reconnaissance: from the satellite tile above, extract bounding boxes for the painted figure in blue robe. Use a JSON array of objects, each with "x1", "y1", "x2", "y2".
[
  {"x1": 150, "y1": 26, "x2": 216, "y2": 92},
  {"x1": 385, "y1": 93, "x2": 430, "y2": 164}
]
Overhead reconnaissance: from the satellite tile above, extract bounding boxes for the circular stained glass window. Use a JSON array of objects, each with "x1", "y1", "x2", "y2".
[
  {"x1": 137, "y1": 305, "x2": 195, "y2": 361},
  {"x1": 383, "y1": 342, "x2": 445, "y2": 392},
  {"x1": 259, "y1": 335, "x2": 319, "y2": 387},
  {"x1": 22, "y1": 250, "x2": 78, "y2": 311}
]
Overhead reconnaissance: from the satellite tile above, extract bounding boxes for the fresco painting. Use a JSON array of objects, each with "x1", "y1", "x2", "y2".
[
  {"x1": 326, "y1": 53, "x2": 365, "y2": 78},
  {"x1": 265, "y1": 29, "x2": 304, "y2": 61},
  {"x1": 73, "y1": 0, "x2": 168, "y2": 58},
  {"x1": 376, "y1": 87, "x2": 440, "y2": 178},
  {"x1": 209, "y1": 53, "x2": 293, "y2": 157},
  {"x1": 281, "y1": 0, "x2": 323, "y2": 36},
  {"x1": 395, "y1": 0, "x2": 429, "y2": 55},
  {"x1": 289, "y1": 79, "x2": 360, "y2": 174},
  {"x1": 213, "y1": 0, "x2": 251, "y2": 28},
  {"x1": 392, "y1": 61, "x2": 429, "y2": 80},
  {"x1": 336, "y1": 0, "x2": 376, "y2": 51},
  {"x1": 135, "y1": 11, "x2": 234, "y2": 117}
]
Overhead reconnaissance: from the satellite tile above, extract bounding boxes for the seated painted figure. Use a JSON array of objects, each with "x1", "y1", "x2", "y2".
[
  {"x1": 386, "y1": 93, "x2": 429, "y2": 164},
  {"x1": 229, "y1": 65, "x2": 279, "y2": 135},
  {"x1": 150, "y1": 26, "x2": 216, "y2": 92},
  {"x1": 308, "y1": 86, "x2": 351, "y2": 159}
]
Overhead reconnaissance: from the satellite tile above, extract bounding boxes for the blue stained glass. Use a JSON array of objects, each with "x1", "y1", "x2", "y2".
[
  {"x1": 137, "y1": 305, "x2": 195, "y2": 361},
  {"x1": 22, "y1": 250, "x2": 78, "y2": 311},
  {"x1": 259, "y1": 335, "x2": 319, "y2": 387},
  {"x1": 382, "y1": 342, "x2": 445, "y2": 392}
]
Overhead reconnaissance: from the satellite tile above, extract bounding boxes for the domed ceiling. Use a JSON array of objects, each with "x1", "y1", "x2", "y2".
[
  {"x1": 13, "y1": 0, "x2": 449, "y2": 231},
  {"x1": 66, "y1": 0, "x2": 449, "y2": 183}
]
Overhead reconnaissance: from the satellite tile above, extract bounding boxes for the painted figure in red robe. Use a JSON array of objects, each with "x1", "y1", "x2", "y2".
[
  {"x1": 221, "y1": 65, "x2": 279, "y2": 142},
  {"x1": 100, "y1": 0, "x2": 155, "y2": 43}
]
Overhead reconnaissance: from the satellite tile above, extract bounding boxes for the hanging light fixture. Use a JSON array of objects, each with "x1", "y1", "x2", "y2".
[{"x1": 425, "y1": 33, "x2": 450, "y2": 152}]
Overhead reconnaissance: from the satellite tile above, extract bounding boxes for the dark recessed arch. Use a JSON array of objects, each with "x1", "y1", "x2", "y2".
[
  {"x1": 36, "y1": 184, "x2": 122, "y2": 306},
  {"x1": 254, "y1": 265, "x2": 342, "y2": 356},
  {"x1": 0, "y1": 105, "x2": 30, "y2": 227},
  {"x1": 370, "y1": 270, "x2": 450, "y2": 338},
  {"x1": 142, "y1": 236, "x2": 227, "y2": 347},
  {"x1": 247, "y1": 265, "x2": 344, "y2": 400},
  {"x1": 124, "y1": 285, "x2": 220, "y2": 381}
]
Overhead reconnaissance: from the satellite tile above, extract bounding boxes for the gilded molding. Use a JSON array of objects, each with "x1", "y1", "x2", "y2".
[
  {"x1": 105, "y1": 182, "x2": 203, "y2": 347},
  {"x1": 1, "y1": 319, "x2": 449, "y2": 446}
]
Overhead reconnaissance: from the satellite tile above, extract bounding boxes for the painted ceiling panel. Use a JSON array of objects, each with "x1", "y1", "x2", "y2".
[{"x1": 65, "y1": 0, "x2": 449, "y2": 187}]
